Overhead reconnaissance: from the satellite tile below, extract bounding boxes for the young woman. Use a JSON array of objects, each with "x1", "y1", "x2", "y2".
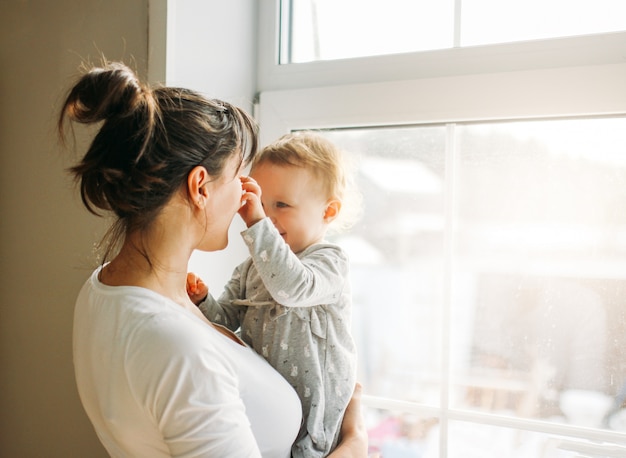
[{"x1": 59, "y1": 61, "x2": 367, "y2": 458}]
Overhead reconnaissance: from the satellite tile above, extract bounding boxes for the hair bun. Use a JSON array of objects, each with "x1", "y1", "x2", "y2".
[{"x1": 63, "y1": 62, "x2": 146, "y2": 125}]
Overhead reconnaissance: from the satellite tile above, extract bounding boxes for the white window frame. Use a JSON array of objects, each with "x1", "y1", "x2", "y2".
[
  {"x1": 258, "y1": 63, "x2": 626, "y2": 145},
  {"x1": 257, "y1": 0, "x2": 626, "y2": 93},
  {"x1": 256, "y1": 0, "x2": 626, "y2": 454}
]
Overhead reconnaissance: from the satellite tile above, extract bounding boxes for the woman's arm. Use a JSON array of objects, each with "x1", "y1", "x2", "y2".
[{"x1": 328, "y1": 383, "x2": 369, "y2": 458}]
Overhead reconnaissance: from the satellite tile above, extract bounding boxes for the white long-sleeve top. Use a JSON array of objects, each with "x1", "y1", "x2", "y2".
[{"x1": 73, "y1": 266, "x2": 301, "y2": 458}]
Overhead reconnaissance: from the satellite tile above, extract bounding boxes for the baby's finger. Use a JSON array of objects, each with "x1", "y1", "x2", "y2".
[
  {"x1": 240, "y1": 177, "x2": 261, "y2": 196},
  {"x1": 239, "y1": 175, "x2": 257, "y2": 185},
  {"x1": 241, "y1": 191, "x2": 262, "y2": 209}
]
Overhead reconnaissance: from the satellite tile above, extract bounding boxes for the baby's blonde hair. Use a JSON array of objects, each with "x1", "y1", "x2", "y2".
[{"x1": 251, "y1": 131, "x2": 361, "y2": 233}]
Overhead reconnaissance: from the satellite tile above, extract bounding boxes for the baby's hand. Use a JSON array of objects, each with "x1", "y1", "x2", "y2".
[
  {"x1": 238, "y1": 175, "x2": 266, "y2": 228},
  {"x1": 186, "y1": 272, "x2": 208, "y2": 305}
]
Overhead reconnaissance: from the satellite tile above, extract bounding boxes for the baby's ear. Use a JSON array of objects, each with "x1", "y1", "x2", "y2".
[{"x1": 323, "y1": 199, "x2": 342, "y2": 223}]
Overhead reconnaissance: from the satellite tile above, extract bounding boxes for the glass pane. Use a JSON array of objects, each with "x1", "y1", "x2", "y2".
[
  {"x1": 280, "y1": 0, "x2": 626, "y2": 64},
  {"x1": 365, "y1": 407, "x2": 439, "y2": 457},
  {"x1": 368, "y1": 414, "x2": 626, "y2": 457},
  {"x1": 451, "y1": 118, "x2": 626, "y2": 432},
  {"x1": 441, "y1": 421, "x2": 621, "y2": 457},
  {"x1": 461, "y1": 0, "x2": 626, "y2": 46},
  {"x1": 280, "y1": 0, "x2": 454, "y2": 63},
  {"x1": 318, "y1": 126, "x2": 447, "y2": 406}
]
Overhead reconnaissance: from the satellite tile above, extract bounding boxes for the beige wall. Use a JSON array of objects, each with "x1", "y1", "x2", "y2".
[{"x1": 0, "y1": 1, "x2": 149, "y2": 455}]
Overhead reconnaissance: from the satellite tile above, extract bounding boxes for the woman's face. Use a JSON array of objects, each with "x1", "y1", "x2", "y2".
[{"x1": 198, "y1": 153, "x2": 244, "y2": 252}]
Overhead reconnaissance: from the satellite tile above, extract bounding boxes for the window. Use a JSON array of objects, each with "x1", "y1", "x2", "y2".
[
  {"x1": 258, "y1": 1, "x2": 626, "y2": 456},
  {"x1": 280, "y1": 0, "x2": 453, "y2": 63},
  {"x1": 279, "y1": 0, "x2": 626, "y2": 63},
  {"x1": 315, "y1": 119, "x2": 626, "y2": 456},
  {"x1": 461, "y1": 0, "x2": 626, "y2": 46}
]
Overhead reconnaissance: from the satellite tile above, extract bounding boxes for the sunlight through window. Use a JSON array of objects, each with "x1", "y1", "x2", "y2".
[{"x1": 280, "y1": 0, "x2": 626, "y2": 63}]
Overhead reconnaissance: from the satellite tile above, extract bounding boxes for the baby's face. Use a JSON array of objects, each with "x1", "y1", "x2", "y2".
[{"x1": 251, "y1": 162, "x2": 330, "y2": 254}]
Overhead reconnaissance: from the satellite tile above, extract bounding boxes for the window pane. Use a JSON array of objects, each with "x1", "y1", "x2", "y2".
[
  {"x1": 280, "y1": 0, "x2": 626, "y2": 64},
  {"x1": 461, "y1": 0, "x2": 626, "y2": 46},
  {"x1": 309, "y1": 118, "x2": 626, "y2": 454},
  {"x1": 368, "y1": 415, "x2": 626, "y2": 456},
  {"x1": 451, "y1": 118, "x2": 626, "y2": 432},
  {"x1": 442, "y1": 421, "x2": 619, "y2": 457},
  {"x1": 280, "y1": 0, "x2": 454, "y2": 63},
  {"x1": 319, "y1": 126, "x2": 447, "y2": 406},
  {"x1": 366, "y1": 407, "x2": 439, "y2": 457}
]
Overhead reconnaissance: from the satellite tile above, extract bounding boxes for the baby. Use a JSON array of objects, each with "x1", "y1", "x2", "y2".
[{"x1": 188, "y1": 131, "x2": 359, "y2": 457}]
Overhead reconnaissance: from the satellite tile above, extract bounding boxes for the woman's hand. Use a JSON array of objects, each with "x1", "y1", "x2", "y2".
[
  {"x1": 328, "y1": 383, "x2": 371, "y2": 457},
  {"x1": 238, "y1": 176, "x2": 266, "y2": 228}
]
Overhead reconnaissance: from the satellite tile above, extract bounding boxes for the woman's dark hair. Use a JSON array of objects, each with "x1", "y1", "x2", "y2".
[{"x1": 58, "y1": 61, "x2": 258, "y2": 261}]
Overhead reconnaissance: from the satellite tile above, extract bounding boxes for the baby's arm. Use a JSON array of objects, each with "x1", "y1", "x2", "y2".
[
  {"x1": 194, "y1": 263, "x2": 250, "y2": 332},
  {"x1": 238, "y1": 175, "x2": 347, "y2": 307},
  {"x1": 244, "y1": 220, "x2": 348, "y2": 308}
]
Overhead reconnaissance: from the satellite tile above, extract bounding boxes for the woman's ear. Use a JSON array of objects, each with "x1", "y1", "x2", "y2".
[
  {"x1": 188, "y1": 166, "x2": 210, "y2": 208},
  {"x1": 323, "y1": 199, "x2": 342, "y2": 223}
]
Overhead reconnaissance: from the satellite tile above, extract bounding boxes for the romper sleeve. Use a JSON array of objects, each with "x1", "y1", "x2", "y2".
[
  {"x1": 198, "y1": 261, "x2": 250, "y2": 332},
  {"x1": 242, "y1": 218, "x2": 349, "y2": 308},
  {"x1": 124, "y1": 312, "x2": 261, "y2": 458}
]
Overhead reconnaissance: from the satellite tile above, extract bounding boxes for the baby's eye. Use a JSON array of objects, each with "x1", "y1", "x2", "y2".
[{"x1": 276, "y1": 201, "x2": 289, "y2": 208}]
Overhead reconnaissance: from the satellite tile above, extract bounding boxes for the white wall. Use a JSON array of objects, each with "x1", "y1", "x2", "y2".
[
  {"x1": 169, "y1": 0, "x2": 258, "y2": 109},
  {"x1": 167, "y1": 0, "x2": 259, "y2": 294}
]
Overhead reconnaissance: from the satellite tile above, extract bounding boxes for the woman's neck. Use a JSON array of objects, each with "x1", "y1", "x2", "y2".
[
  {"x1": 100, "y1": 229, "x2": 193, "y2": 307},
  {"x1": 97, "y1": 201, "x2": 245, "y2": 343},
  {"x1": 101, "y1": 234, "x2": 240, "y2": 339}
]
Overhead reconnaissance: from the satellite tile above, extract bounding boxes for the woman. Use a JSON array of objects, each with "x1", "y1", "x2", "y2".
[{"x1": 59, "y1": 61, "x2": 368, "y2": 457}]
